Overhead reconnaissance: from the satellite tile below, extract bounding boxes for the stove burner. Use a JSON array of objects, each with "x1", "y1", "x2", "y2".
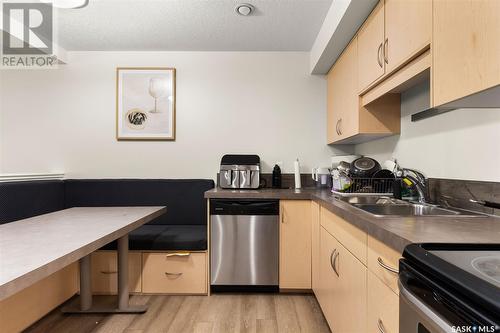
[{"x1": 472, "y1": 256, "x2": 500, "y2": 284}]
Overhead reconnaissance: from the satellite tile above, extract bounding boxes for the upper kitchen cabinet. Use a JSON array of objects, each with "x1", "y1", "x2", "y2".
[
  {"x1": 432, "y1": 0, "x2": 500, "y2": 107},
  {"x1": 327, "y1": 38, "x2": 359, "y2": 143},
  {"x1": 358, "y1": 0, "x2": 431, "y2": 93},
  {"x1": 384, "y1": 0, "x2": 431, "y2": 74},
  {"x1": 357, "y1": 1, "x2": 385, "y2": 91},
  {"x1": 327, "y1": 37, "x2": 400, "y2": 145}
]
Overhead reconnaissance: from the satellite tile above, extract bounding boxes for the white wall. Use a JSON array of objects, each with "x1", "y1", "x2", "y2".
[
  {"x1": 0, "y1": 52, "x2": 347, "y2": 179},
  {"x1": 355, "y1": 82, "x2": 500, "y2": 182}
]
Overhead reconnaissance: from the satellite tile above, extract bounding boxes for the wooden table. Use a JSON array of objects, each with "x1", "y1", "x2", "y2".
[{"x1": 0, "y1": 206, "x2": 166, "y2": 313}]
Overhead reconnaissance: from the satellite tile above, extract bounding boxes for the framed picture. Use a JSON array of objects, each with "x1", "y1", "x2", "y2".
[{"x1": 116, "y1": 67, "x2": 176, "y2": 140}]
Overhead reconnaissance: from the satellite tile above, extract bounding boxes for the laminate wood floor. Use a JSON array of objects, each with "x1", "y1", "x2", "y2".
[{"x1": 24, "y1": 294, "x2": 331, "y2": 333}]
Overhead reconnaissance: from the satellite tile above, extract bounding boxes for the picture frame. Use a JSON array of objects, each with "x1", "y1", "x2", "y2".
[{"x1": 116, "y1": 67, "x2": 176, "y2": 141}]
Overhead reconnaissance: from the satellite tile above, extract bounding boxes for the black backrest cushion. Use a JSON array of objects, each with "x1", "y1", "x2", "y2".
[
  {"x1": 0, "y1": 180, "x2": 65, "y2": 224},
  {"x1": 64, "y1": 179, "x2": 214, "y2": 225}
]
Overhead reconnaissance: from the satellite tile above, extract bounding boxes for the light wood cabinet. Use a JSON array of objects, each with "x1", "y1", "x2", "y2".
[
  {"x1": 311, "y1": 201, "x2": 321, "y2": 293},
  {"x1": 367, "y1": 235, "x2": 401, "y2": 294},
  {"x1": 384, "y1": 0, "x2": 431, "y2": 74},
  {"x1": 327, "y1": 38, "x2": 359, "y2": 143},
  {"x1": 327, "y1": 21, "x2": 400, "y2": 145},
  {"x1": 357, "y1": 1, "x2": 385, "y2": 91},
  {"x1": 0, "y1": 263, "x2": 78, "y2": 333},
  {"x1": 432, "y1": 0, "x2": 500, "y2": 106},
  {"x1": 367, "y1": 270, "x2": 399, "y2": 333},
  {"x1": 91, "y1": 251, "x2": 142, "y2": 294},
  {"x1": 142, "y1": 252, "x2": 207, "y2": 294},
  {"x1": 319, "y1": 226, "x2": 367, "y2": 333},
  {"x1": 279, "y1": 200, "x2": 312, "y2": 289},
  {"x1": 320, "y1": 206, "x2": 367, "y2": 265}
]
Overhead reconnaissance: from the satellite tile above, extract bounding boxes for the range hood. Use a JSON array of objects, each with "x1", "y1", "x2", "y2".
[{"x1": 411, "y1": 85, "x2": 500, "y2": 121}]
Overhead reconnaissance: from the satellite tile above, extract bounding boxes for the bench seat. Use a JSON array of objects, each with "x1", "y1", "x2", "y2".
[{"x1": 102, "y1": 224, "x2": 207, "y2": 251}]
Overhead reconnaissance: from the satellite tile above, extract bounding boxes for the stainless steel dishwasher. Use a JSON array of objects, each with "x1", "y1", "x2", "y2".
[{"x1": 210, "y1": 199, "x2": 279, "y2": 292}]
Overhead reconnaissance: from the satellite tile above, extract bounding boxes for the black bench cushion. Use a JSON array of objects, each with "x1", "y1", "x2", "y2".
[
  {"x1": 0, "y1": 180, "x2": 64, "y2": 224},
  {"x1": 102, "y1": 225, "x2": 207, "y2": 251},
  {"x1": 64, "y1": 179, "x2": 214, "y2": 226}
]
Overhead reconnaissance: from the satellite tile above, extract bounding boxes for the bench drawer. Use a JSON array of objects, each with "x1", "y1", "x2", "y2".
[
  {"x1": 91, "y1": 251, "x2": 142, "y2": 294},
  {"x1": 142, "y1": 252, "x2": 207, "y2": 294},
  {"x1": 367, "y1": 235, "x2": 401, "y2": 294}
]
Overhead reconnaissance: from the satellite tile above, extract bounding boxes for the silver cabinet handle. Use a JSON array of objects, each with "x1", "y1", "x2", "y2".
[
  {"x1": 377, "y1": 257, "x2": 399, "y2": 274},
  {"x1": 335, "y1": 119, "x2": 340, "y2": 135},
  {"x1": 330, "y1": 250, "x2": 339, "y2": 277},
  {"x1": 166, "y1": 252, "x2": 190, "y2": 258},
  {"x1": 384, "y1": 38, "x2": 388, "y2": 64},
  {"x1": 165, "y1": 272, "x2": 183, "y2": 277},
  {"x1": 333, "y1": 252, "x2": 339, "y2": 277},
  {"x1": 377, "y1": 319, "x2": 386, "y2": 333},
  {"x1": 100, "y1": 270, "x2": 117, "y2": 274},
  {"x1": 377, "y1": 42, "x2": 383, "y2": 67},
  {"x1": 330, "y1": 249, "x2": 337, "y2": 269},
  {"x1": 338, "y1": 118, "x2": 342, "y2": 135}
]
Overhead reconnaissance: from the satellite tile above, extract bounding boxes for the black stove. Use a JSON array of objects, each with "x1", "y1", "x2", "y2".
[{"x1": 399, "y1": 243, "x2": 500, "y2": 333}]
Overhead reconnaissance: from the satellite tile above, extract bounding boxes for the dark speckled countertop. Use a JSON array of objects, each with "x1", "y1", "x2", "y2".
[{"x1": 205, "y1": 188, "x2": 500, "y2": 253}]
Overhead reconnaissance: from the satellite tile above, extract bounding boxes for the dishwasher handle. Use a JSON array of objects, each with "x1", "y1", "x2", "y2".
[{"x1": 210, "y1": 199, "x2": 279, "y2": 215}]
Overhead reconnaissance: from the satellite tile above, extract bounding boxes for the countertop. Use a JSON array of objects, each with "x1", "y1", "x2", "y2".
[{"x1": 205, "y1": 188, "x2": 500, "y2": 253}]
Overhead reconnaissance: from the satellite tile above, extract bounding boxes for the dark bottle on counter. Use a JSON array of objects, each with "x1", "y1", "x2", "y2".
[{"x1": 272, "y1": 164, "x2": 282, "y2": 189}]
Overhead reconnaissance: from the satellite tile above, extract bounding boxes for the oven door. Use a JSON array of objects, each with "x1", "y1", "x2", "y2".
[{"x1": 399, "y1": 280, "x2": 453, "y2": 333}]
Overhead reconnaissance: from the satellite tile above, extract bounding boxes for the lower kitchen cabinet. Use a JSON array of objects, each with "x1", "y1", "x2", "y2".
[
  {"x1": 311, "y1": 201, "x2": 321, "y2": 293},
  {"x1": 91, "y1": 251, "x2": 142, "y2": 294},
  {"x1": 142, "y1": 252, "x2": 207, "y2": 294},
  {"x1": 367, "y1": 270, "x2": 399, "y2": 333},
  {"x1": 367, "y1": 234, "x2": 401, "y2": 294},
  {"x1": 319, "y1": 226, "x2": 367, "y2": 333},
  {"x1": 279, "y1": 200, "x2": 312, "y2": 289}
]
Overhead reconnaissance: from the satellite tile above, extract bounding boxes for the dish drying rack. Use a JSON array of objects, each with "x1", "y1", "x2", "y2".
[{"x1": 332, "y1": 177, "x2": 396, "y2": 197}]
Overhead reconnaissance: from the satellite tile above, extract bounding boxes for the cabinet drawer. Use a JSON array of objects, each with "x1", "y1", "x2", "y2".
[
  {"x1": 91, "y1": 251, "x2": 142, "y2": 294},
  {"x1": 367, "y1": 235, "x2": 401, "y2": 294},
  {"x1": 367, "y1": 270, "x2": 399, "y2": 333},
  {"x1": 142, "y1": 252, "x2": 207, "y2": 294},
  {"x1": 320, "y1": 207, "x2": 367, "y2": 265}
]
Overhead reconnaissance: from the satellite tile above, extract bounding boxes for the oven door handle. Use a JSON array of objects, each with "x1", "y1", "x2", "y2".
[{"x1": 399, "y1": 280, "x2": 453, "y2": 333}]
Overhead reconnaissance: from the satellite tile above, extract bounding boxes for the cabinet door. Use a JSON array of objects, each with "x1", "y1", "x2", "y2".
[
  {"x1": 327, "y1": 38, "x2": 358, "y2": 143},
  {"x1": 335, "y1": 236, "x2": 368, "y2": 333},
  {"x1": 311, "y1": 201, "x2": 320, "y2": 293},
  {"x1": 384, "y1": 0, "x2": 431, "y2": 74},
  {"x1": 91, "y1": 251, "x2": 142, "y2": 294},
  {"x1": 433, "y1": 0, "x2": 500, "y2": 106},
  {"x1": 367, "y1": 271, "x2": 399, "y2": 333},
  {"x1": 279, "y1": 200, "x2": 312, "y2": 289},
  {"x1": 318, "y1": 226, "x2": 340, "y2": 330},
  {"x1": 358, "y1": 1, "x2": 385, "y2": 91}
]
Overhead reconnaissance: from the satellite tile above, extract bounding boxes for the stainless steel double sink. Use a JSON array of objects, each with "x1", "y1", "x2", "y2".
[{"x1": 337, "y1": 196, "x2": 486, "y2": 217}]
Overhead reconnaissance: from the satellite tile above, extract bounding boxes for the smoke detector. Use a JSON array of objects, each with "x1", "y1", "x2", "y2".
[{"x1": 235, "y1": 4, "x2": 254, "y2": 16}]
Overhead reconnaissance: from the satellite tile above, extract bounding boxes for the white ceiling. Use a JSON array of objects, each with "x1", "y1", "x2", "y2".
[{"x1": 55, "y1": 0, "x2": 333, "y2": 51}]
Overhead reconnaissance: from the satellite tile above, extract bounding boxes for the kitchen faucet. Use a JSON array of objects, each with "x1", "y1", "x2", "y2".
[{"x1": 401, "y1": 169, "x2": 428, "y2": 203}]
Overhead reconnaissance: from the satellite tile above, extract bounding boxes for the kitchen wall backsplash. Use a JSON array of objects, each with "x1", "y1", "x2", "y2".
[{"x1": 428, "y1": 178, "x2": 500, "y2": 216}]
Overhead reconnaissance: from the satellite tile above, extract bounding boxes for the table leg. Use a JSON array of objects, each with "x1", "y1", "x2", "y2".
[
  {"x1": 117, "y1": 234, "x2": 129, "y2": 310},
  {"x1": 79, "y1": 255, "x2": 92, "y2": 310},
  {"x1": 62, "y1": 233, "x2": 147, "y2": 314}
]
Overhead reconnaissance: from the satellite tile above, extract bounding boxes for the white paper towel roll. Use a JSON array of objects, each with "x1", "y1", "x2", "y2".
[{"x1": 294, "y1": 158, "x2": 301, "y2": 189}]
